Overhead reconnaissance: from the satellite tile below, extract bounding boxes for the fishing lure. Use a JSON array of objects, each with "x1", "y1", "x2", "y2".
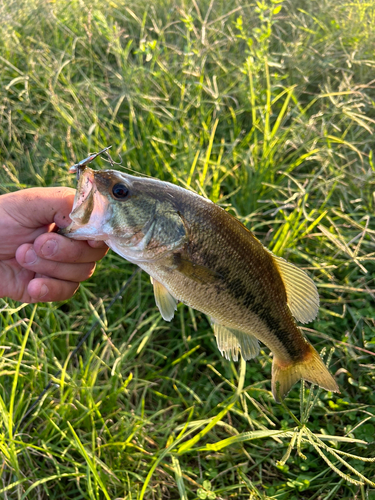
[{"x1": 69, "y1": 146, "x2": 112, "y2": 179}]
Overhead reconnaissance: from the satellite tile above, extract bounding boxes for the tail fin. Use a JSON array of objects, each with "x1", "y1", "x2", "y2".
[{"x1": 272, "y1": 345, "x2": 339, "y2": 402}]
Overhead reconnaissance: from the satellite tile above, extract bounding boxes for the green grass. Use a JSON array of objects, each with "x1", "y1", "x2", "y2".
[{"x1": 1, "y1": 0, "x2": 375, "y2": 498}]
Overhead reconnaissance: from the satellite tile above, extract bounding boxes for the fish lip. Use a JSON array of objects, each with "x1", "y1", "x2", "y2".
[
  {"x1": 59, "y1": 166, "x2": 104, "y2": 239},
  {"x1": 57, "y1": 226, "x2": 70, "y2": 236},
  {"x1": 70, "y1": 167, "x2": 95, "y2": 222}
]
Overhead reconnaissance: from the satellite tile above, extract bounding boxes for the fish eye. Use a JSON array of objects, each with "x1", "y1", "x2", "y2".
[{"x1": 112, "y1": 183, "x2": 129, "y2": 200}]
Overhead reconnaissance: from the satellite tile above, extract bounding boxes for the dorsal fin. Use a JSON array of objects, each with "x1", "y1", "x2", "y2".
[
  {"x1": 151, "y1": 277, "x2": 177, "y2": 321},
  {"x1": 212, "y1": 321, "x2": 259, "y2": 362},
  {"x1": 270, "y1": 253, "x2": 319, "y2": 324}
]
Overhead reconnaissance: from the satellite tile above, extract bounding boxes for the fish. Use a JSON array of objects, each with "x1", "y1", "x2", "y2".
[{"x1": 60, "y1": 165, "x2": 339, "y2": 401}]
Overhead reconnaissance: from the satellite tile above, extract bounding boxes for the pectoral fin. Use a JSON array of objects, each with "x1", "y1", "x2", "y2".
[
  {"x1": 212, "y1": 321, "x2": 259, "y2": 362},
  {"x1": 175, "y1": 256, "x2": 220, "y2": 284},
  {"x1": 151, "y1": 277, "x2": 178, "y2": 321}
]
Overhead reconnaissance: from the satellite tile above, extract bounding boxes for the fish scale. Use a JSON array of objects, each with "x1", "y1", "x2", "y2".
[
  {"x1": 61, "y1": 165, "x2": 339, "y2": 402},
  {"x1": 165, "y1": 198, "x2": 295, "y2": 347}
]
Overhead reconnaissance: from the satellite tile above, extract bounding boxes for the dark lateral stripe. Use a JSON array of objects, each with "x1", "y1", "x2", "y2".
[
  {"x1": 225, "y1": 274, "x2": 302, "y2": 359},
  {"x1": 189, "y1": 235, "x2": 302, "y2": 360}
]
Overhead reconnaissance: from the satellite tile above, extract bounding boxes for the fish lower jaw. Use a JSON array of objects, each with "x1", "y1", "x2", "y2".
[{"x1": 59, "y1": 222, "x2": 110, "y2": 241}]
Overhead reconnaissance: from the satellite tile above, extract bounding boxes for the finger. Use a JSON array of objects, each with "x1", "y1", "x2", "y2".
[
  {"x1": 0, "y1": 259, "x2": 36, "y2": 302},
  {"x1": 32, "y1": 232, "x2": 108, "y2": 264},
  {"x1": 15, "y1": 244, "x2": 97, "y2": 282},
  {"x1": 27, "y1": 276, "x2": 80, "y2": 302},
  {"x1": 2, "y1": 187, "x2": 76, "y2": 229},
  {"x1": 87, "y1": 240, "x2": 108, "y2": 249}
]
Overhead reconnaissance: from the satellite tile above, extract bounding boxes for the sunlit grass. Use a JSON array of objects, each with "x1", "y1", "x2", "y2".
[{"x1": 1, "y1": 0, "x2": 375, "y2": 498}]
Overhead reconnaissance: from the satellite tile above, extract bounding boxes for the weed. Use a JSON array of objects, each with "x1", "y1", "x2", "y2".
[{"x1": 1, "y1": 0, "x2": 374, "y2": 498}]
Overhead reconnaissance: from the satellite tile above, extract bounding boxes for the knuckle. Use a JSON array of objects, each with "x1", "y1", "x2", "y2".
[
  {"x1": 55, "y1": 237, "x2": 84, "y2": 263},
  {"x1": 70, "y1": 241, "x2": 84, "y2": 263},
  {"x1": 49, "y1": 261, "x2": 60, "y2": 275},
  {"x1": 63, "y1": 282, "x2": 80, "y2": 299},
  {"x1": 82, "y1": 262, "x2": 96, "y2": 280},
  {"x1": 51, "y1": 280, "x2": 80, "y2": 301}
]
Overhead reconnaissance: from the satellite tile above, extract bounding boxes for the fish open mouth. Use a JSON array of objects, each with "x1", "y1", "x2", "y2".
[
  {"x1": 69, "y1": 167, "x2": 96, "y2": 225},
  {"x1": 59, "y1": 166, "x2": 111, "y2": 240}
]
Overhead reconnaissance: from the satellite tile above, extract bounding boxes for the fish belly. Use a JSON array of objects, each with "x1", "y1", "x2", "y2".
[{"x1": 137, "y1": 258, "x2": 305, "y2": 362}]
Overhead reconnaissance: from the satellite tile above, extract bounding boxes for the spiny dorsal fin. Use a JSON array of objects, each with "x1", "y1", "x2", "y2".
[
  {"x1": 151, "y1": 277, "x2": 177, "y2": 321},
  {"x1": 270, "y1": 253, "x2": 319, "y2": 324},
  {"x1": 212, "y1": 321, "x2": 259, "y2": 362}
]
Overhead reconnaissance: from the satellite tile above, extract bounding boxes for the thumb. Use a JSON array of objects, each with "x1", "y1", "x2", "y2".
[{"x1": 6, "y1": 187, "x2": 76, "y2": 229}]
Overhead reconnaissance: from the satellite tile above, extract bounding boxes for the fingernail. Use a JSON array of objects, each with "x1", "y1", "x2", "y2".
[
  {"x1": 38, "y1": 284, "x2": 49, "y2": 299},
  {"x1": 24, "y1": 248, "x2": 37, "y2": 265},
  {"x1": 41, "y1": 239, "x2": 58, "y2": 257}
]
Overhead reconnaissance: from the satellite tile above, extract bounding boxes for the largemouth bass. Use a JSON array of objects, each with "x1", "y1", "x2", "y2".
[{"x1": 61, "y1": 166, "x2": 339, "y2": 401}]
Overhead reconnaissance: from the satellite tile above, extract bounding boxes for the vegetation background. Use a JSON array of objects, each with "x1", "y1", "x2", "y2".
[{"x1": 0, "y1": 0, "x2": 375, "y2": 498}]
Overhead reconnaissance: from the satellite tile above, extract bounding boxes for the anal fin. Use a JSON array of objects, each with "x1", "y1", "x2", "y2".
[
  {"x1": 212, "y1": 321, "x2": 259, "y2": 362},
  {"x1": 151, "y1": 277, "x2": 177, "y2": 321}
]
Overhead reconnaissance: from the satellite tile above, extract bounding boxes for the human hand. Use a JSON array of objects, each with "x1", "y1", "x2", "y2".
[{"x1": 0, "y1": 187, "x2": 108, "y2": 303}]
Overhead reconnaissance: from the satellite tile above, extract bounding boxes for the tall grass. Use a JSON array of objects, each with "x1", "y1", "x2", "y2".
[{"x1": 1, "y1": 0, "x2": 375, "y2": 498}]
